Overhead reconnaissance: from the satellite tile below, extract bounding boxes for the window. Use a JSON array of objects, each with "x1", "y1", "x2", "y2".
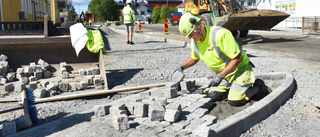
[
  {"x1": 21, "y1": 0, "x2": 27, "y2": 12},
  {"x1": 240, "y1": 1, "x2": 244, "y2": 6},
  {"x1": 28, "y1": 0, "x2": 32, "y2": 14},
  {"x1": 36, "y1": 0, "x2": 39, "y2": 16},
  {"x1": 248, "y1": 2, "x2": 252, "y2": 6},
  {"x1": 140, "y1": 11, "x2": 145, "y2": 15},
  {"x1": 40, "y1": 1, "x2": 42, "y2": 16}
]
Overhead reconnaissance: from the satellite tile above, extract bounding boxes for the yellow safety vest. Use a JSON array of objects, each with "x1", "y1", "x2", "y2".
[
  {"x1": 123, "y1": 5, "x2": 135, "y2": 24},
  {"x1": 191, "y1": 26, "x2": 250, "y2": 80}
]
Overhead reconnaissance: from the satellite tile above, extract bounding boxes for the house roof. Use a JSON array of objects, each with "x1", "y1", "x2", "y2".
[{"x1": 176, "y1": 0, "x2": 191, "y2": 8}]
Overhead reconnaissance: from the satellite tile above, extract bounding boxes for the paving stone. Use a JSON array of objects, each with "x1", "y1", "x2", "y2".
[
  {"x1": 28, "y1": 76, "x2": 37, "y2": 82},
  {"x1": 125, "y1": 102, "x2": 136, "y2": 115},
  {"x1": 110, "y1": 104, "x2": 128, "y2": 117},
  {"x1": 28, "y1": 82, "x2": 37, "y2": 90},
  {"x1": 182, "y1": 102, "x2": 204, "y2": 113},
  {"x1": 172, "y1": 120, "x2": 190, "y2": 129},
  {"x1": 1, "y1": 121, "x2": 16, "y2": 136},
  {"x1": 193, "y1": 123, "x2": 211, "y2": 137},
  {"x1": 140, "y1": 120, "x2": 160, "y2": 127},
  {"x1": 6, "y1": 73, "x2": 14, "y2": 82},
  {"x1": 164, "y1": 109, "x2": 181, "y2": 122},
  {"x1": 59, "y1": 67, "x2": 66, "y2": 74},
  {"x1": 94, "y1": 105, "x2": 111, "y2": 117},
  {"x1": 140, "y1": 91, "x2": 151, "y2": 99},
  {"x1": 150, "y1": 97, "x2": 167, "y2": 106},
  {"x1": 0, "y1": 54, "x2": 8, "y2": 61},
  {"x1": 148, "y1": 105, "x2": 165, "y2": 121},
  {"x1": 80, "y1": 81, "x2": 88, "y2": 90},
  {"x1": 0, "y1": 78, "x2": 7, "y2": 85},
  {"x1": 38, "y1": 59, "x2": 50, "y2": 70},
  {"x1": 112, "y1": 114, "x2": 129, "y2": 131},
  {"x1": 93, "y1": 78, "x2": 102, "y2": 86},
  {"x1": 34, "y1": 71, "x2": 42, "y2": 79},
  {"x1": 46, "y1": 83, "x2": 56, "y2": 91},
  {"x1": 60, "y1": 62, "x2": 67, "y2": 67},
  {"x1": 42, "y1": 71, "x2": 51, "y2": 78},
  {"x1": 40, "y1": 80, "x2": 49, "y2": 88},
  {"x1": 201, "y1": 115, "x2": 217, "y2": 124},
  {"x1": 62, "y1": 72, "x2": 69, "y2": 79},
  {"x1": 14, "y1": 84, "x2": 25, "y2": 93},
  {"x1": 133, "y1": 117, "x2": 148, "y2": 123},
  {"x1": 34, "y1": 88, "x2": 49, "y2": 98},
  {"x1": 163, "y1": 86, "x2": 178, "y2": 99},
  {"x1": 191, "y1": 108, "x2": 209, "y2": 118},
  {"x1": 165, "y1": 103, "x2": 182, "y2": 112},
  {"x1": 92, "y1": 67, "x2": 100, "y2": 75},
  {"x1": 58, "y1": 82, "x2": 69, "y2": 92},
  {"x1": 134, "y1": 103, "x2": 148, "y2": 117},
  {"x1": 196, "y1": 97, "x2": 213, "y2": 109},
  {"x1": 19, "y1": 76, "x2": 29, "y2": 84},
  {"x1": 87, "y1": 69, "x2": 93, "y2": 75},
  {"x1": 23, "y1": 66, "x2": 32, "y2": 74}
]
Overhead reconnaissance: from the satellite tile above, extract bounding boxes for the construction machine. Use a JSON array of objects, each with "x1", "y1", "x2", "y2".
[{"x1": 185, "y1": 0, "x2": 290, "y2": 38}]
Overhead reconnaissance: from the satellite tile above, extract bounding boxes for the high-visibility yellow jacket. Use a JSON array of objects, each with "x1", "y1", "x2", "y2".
[{"x1": 122, "y1": 5, "x2": 136, "y2": 24}]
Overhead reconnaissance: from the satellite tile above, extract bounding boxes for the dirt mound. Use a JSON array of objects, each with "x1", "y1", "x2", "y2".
[
  {"x1": 99, "y1": 25, "x2": 121, "y2": 36},
  {"x1": 226, "y1": 9, "x2": 290, "y2": 17}
]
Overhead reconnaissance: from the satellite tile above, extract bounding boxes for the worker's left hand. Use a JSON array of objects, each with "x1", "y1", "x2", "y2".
[{"x1": 207, "y1": 73, "x2": 223, "y2": 87}]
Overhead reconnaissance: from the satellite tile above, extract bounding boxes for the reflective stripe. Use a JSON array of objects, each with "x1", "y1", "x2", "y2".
[
  {"x1": 220, "y1": 79, "x2": 231, "y2": 88},
  {"x1": 230, "y1": 83, "x2": 249, "y2": 92},
  {"x1": 193, "y1": 40, "x2": 200, "y2": 58},
  {"x1": 211, "y1": 27, "x2": 230, "y2": 65},
  {"x1": 208, "y1": 87, "x2": 225, "y2": 91}
]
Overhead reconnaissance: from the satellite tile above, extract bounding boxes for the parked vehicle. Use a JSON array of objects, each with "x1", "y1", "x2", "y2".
[{"x1": 185, "y1": 0, "x2": 290, "y2": 38}]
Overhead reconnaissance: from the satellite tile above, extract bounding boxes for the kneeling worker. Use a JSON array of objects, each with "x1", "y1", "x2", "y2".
[{"x1": 172, "y1": 12, "x2": 264, "y2": 106}]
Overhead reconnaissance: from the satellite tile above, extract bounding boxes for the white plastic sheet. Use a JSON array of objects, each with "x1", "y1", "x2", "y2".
[{"x1": 69, "y1": 23, "x2": 88, "y2": 56}]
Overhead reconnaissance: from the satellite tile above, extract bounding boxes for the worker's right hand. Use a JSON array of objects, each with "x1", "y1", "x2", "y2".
[
  {"x1": 207, "y1": 73, "x2": 223, "y2": 87},
  {"x1": 171, "y1": 65, "x2": 185, "y2": 82}
]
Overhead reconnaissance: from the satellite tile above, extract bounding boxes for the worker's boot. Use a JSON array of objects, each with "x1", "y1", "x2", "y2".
[
  {"x1": 254, "y1": 79, "x2": 270, "y2": 95},
  {"x1": 207, "y1": 91, "x2": 228, "y2": 102}
]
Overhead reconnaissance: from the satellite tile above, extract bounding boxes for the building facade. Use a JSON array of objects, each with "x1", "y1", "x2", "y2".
[{"x1": 0, "y1": 0, "x2": 59, "y2": 23}]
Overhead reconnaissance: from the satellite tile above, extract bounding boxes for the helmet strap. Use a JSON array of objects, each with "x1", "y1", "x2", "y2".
[{"x1": 193, "y1": 22, "x2": 204, "y2": 41}]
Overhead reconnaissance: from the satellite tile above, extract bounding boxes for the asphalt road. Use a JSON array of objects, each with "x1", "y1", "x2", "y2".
[{"x1": 137, "y1": 24, "x2": 320, "y2": 64}]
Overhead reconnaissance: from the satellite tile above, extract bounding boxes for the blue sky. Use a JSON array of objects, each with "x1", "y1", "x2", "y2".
[{"x1": 72, "y1": 0, "x2": 259, "y2": 15}]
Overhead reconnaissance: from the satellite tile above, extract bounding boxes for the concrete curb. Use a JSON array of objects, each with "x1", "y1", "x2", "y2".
[
  {"x1": 107, "y1": 26, "x2": 191, "y2": 48},
  {"x1": 210, "y1": 72, "x2": 295, "y2": 137}
]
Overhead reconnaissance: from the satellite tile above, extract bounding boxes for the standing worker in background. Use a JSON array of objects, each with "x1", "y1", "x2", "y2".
[
  {"x1": 89, "y1": 19, "x2": 92, "y2": 26},
  {"x1": 172, "y1": 12, "x2": 267, "y2": 106},
  {"x1": 122, "y1": 0, "x2": 136, "y2": 45}
]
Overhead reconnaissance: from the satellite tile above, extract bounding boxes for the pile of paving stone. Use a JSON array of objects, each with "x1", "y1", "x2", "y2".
[
  {"x1": 0, "y1": 54, "x2": 104, "y2": 99},
  {"x1": 92, "y1": 80, "x2": 218, "y2": 136}
]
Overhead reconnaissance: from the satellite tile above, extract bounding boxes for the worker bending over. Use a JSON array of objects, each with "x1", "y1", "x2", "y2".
[{"x1": 173, "y1": 12, "x2": 266, "y2": 106}]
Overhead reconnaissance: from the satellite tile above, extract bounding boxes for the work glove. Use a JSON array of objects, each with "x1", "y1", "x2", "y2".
[
  {"x1": 171, "y1": 65, "x2": 185, "y2": 82},
  {"x1": 207, "y1": 73, "x2": 223, "y2": 87}
]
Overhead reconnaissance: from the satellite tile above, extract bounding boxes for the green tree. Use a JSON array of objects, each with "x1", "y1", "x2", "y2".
[
  {"x1": 160, "y1": 5, "x2": 170, "y2": 21},
  {"x1": 152, "y1": 5, "x2": 161, "y2": 23},
  {"x1": 67, "y1": 4, "x2": 77, "y2": 21},
  {"x1": 88, "y1": 0, "x2": 119, "y2": 21}
]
